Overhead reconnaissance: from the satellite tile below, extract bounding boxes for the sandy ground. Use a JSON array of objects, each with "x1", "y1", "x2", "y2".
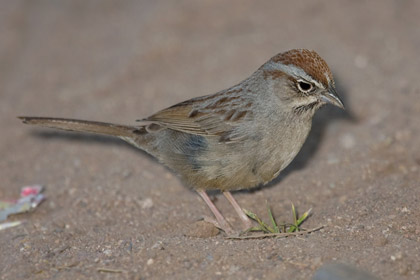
[{"x1": 1, "y1": 1, "x2": 419, "y2": 279}]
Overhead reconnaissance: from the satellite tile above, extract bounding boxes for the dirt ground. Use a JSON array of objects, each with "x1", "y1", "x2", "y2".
[{"x1": 1, "y1": 1, "x2": 419, "y2": 279}]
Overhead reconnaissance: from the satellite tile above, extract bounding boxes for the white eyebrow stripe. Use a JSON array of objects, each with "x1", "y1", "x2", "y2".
[
  {"x1": 268, "y1": 62, "x2": 325, "y2": 89},
  {"x1": 325, "y1": 72, "x2": 331, "y2": 87}
]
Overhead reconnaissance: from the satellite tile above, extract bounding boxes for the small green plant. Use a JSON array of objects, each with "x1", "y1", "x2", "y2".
[
  {"x1": 228, "y1": 202, "x2": 323, "y2": 239},
  {"x1": 244, "y1": 202, "x2": 311, "y2": 234}
]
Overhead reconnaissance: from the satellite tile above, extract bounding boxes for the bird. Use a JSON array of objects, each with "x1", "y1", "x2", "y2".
[{"x1": 19, "y1": 49, "x2": 344, "y2": 235}]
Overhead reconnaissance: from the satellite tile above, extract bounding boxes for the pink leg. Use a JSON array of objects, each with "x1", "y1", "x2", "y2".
[
  {"x1": 197, "y1": 190, "x2": 234, "y2": 235},
  {"x1": 223, "y1": 191, "x2": 253, "y2": 230}
]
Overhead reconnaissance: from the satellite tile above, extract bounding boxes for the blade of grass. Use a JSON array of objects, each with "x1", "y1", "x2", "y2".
[
  {"x1": 288, "y1": 203, "x2": 297, "y2": 232},
  {"x1": 266, "y1": 202, "x2": 279, "y2": 233},
  {"x1": 244, "y1": 209, "x2": 274, "y2": 233},
  {"x1": 288, "y1": 206, "x2": 312, "y2": 232},
  {"x1": 296, "y1": 208, "x2": 312, "y2": 226},
  {"x1": 292, "y1": 203, "x2": 298, "y2": 228}
]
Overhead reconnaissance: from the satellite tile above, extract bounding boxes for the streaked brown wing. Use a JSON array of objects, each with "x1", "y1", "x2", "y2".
[{"x1": 140, "y1": 91, "x2": 253, "y2": 142}]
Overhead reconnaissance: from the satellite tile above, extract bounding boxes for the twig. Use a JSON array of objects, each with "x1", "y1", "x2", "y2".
[
  {"x1": 226, "y1": 225, "x2": 324, "y2": 240},
  {"x1": 97, "y1": 268, "x2": 125, "y2": 273}
]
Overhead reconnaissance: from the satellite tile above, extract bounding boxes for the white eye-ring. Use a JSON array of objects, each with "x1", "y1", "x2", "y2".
[{"x1": 297, "y1": 80, "x2": 314, "y2": 93}]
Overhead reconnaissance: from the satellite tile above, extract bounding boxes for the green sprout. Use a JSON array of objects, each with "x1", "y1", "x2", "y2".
[{"x1": 243, "y1": 202, "x2": 312, "y2": 234}]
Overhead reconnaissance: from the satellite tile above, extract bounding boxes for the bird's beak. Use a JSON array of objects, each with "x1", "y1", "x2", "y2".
[{"x1": 319, "y1": 87, "x2": 345, "y2": 109}]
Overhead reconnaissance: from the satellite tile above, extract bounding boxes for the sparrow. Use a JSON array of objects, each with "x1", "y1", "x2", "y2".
[{"x1": 20, "y1": 49, "x2": 344, "y2": 234}]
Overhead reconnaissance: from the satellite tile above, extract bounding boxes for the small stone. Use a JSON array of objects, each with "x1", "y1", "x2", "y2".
[
  {"x1": 313, "y1": 263, "x2": 377, "y2": 280},
  {"x1": 140, "y1": 198, "x2": 153, "y2": 209},
  {"x1": 151, "y1": 241, "x2": 165, "y2": 250},
  {"x1": 147, "y1": 258, "x2": 154, "y2": 265},
  {"x1": 373, "y1": 236, "x2": 388, "y2": 247},
  {"x1": 184, "y1": 221, "x2": 219, "y2": 238},
  {"x1": 103, "y1": 249, "x2": 112, "y2": 256},
  {"x1": 401, "y1": 207, "x2": 409, "y2": 213}
]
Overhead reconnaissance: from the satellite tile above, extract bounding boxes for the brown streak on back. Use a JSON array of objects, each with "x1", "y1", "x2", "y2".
[
  {"x1": 224, "y1": 110, "x2": 236, "y2": 121},
  {"x1": 204, "y1": 95, "x2": 242, "y2": 109},
  {"x1": 231, "y1": 110, "x2": 247, "y2": 121}
]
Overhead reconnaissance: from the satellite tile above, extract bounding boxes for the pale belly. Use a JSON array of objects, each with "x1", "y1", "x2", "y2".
[
  {"x1": 137, "y1": 119, "x2": 312, "y2": 191},
  {"x1": 188, "y1": 121, "x2": 311, "y2": 191}
]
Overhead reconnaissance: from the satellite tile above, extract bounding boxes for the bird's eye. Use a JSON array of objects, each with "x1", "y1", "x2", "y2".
[{"x1": 297, "y1": 80, "x2": 313, "y2": 93}]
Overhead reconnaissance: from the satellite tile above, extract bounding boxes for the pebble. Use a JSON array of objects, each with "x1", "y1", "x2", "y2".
[
  {"x1": 151, "y1": 241, "x2": 165, "y2": 250},
  {"x1": 139, "y1": 198, "x2": 153, "y2": 209},
  {"x1": 390, "y1": 251, "x2": 403, "y2": 261},
  {"x1": 313, "y1": 263, "x2": 377, "y2": 280},
  {"x1": 103, "y1": 249, "x2": 112, "y2": 256},
  {"x1": 373, "y1": 236, "x2": 388, "y2": 247},
  {"x1": 184, "y1": 220, "x2": 219, "y2": 238}
]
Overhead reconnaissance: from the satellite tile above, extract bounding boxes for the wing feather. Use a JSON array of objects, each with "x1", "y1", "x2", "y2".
[{"x1": 140, "y1": 90, "x2": 253, "y2": 142}]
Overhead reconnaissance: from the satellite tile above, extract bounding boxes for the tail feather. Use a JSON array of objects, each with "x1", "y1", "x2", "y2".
[{"x1": 18, "y1": 116, "x2": 138, "y2": 138}]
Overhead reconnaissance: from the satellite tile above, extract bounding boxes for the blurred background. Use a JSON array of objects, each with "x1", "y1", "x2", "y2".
[{"x1": 1, "y1": 1, "x2": 419, "y2": 279}]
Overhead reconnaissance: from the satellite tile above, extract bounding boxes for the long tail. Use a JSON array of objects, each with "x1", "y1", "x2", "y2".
[{"x1": 18, "y1": 116, "x2": 138, "y2": 138}]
